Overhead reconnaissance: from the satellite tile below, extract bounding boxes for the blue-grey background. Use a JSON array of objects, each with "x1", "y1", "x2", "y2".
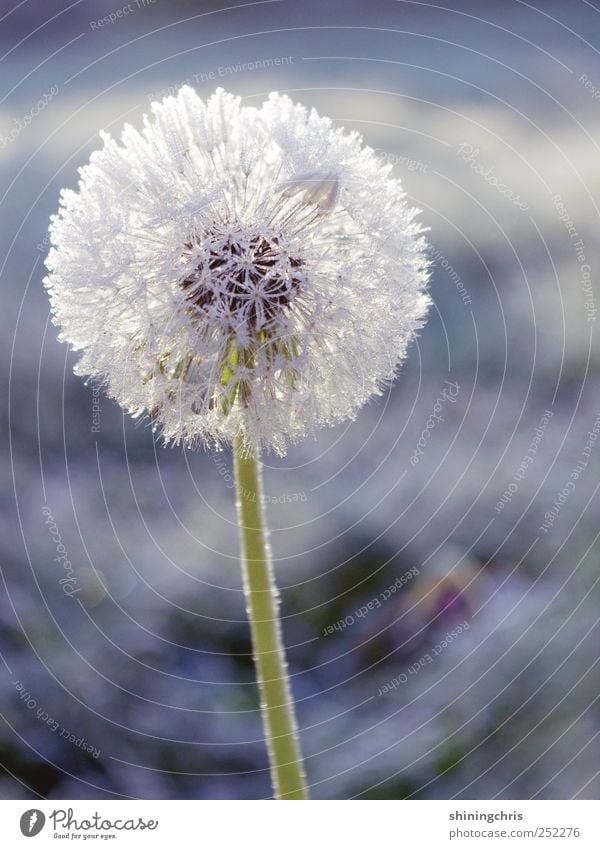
[{"x1": 1, "y1": 0, "x2": 599, "y2": 799}]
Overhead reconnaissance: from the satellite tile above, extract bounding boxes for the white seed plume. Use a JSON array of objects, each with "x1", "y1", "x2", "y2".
[{"x1": 45, "y1": 87, "x2": 430, "y2": 454}]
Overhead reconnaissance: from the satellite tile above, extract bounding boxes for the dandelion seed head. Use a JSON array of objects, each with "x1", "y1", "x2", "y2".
[{"x1": 44, "y1": 87, "x2": 430, "y2": 453}]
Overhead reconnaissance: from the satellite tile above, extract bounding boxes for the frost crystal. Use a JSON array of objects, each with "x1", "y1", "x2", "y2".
[{"x1": 45, "y1": 87, "x2": 430, "y2": 453}]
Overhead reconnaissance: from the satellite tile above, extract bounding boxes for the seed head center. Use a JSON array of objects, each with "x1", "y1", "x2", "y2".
[{"x1": 181, "y1": 225, "x2": 304, "y2": 331}]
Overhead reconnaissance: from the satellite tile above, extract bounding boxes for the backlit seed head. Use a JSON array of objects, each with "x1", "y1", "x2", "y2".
[{"x1": 44, "y1": 87, "x2": 430, "y2": 454}]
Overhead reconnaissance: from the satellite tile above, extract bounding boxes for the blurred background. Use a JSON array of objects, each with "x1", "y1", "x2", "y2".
[{"x1": 1, "y1": 0, "x2": 600, "y2": 800}]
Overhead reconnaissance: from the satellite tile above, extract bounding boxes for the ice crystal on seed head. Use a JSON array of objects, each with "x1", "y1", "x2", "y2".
[{"x1": 44, "y1": 87, "x2": 430, "y2": 454}]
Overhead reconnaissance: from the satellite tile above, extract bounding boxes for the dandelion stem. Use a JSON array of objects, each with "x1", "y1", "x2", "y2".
[{"x1": 233, "y1": 434, "x2": 308, "y2": 800}]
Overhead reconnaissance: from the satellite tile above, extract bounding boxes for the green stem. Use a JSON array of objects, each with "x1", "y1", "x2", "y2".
[{"x1": 233, "y1": 434, "x2": 309, "y2": 800}]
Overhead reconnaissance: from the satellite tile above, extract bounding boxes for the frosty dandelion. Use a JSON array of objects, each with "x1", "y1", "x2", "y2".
[
  {"x1": 45, "y1": 87, "x2": 430, "y2": 455},
  {"x1": 44, "y1": 86, "x2": 430, "y2": 800}
]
